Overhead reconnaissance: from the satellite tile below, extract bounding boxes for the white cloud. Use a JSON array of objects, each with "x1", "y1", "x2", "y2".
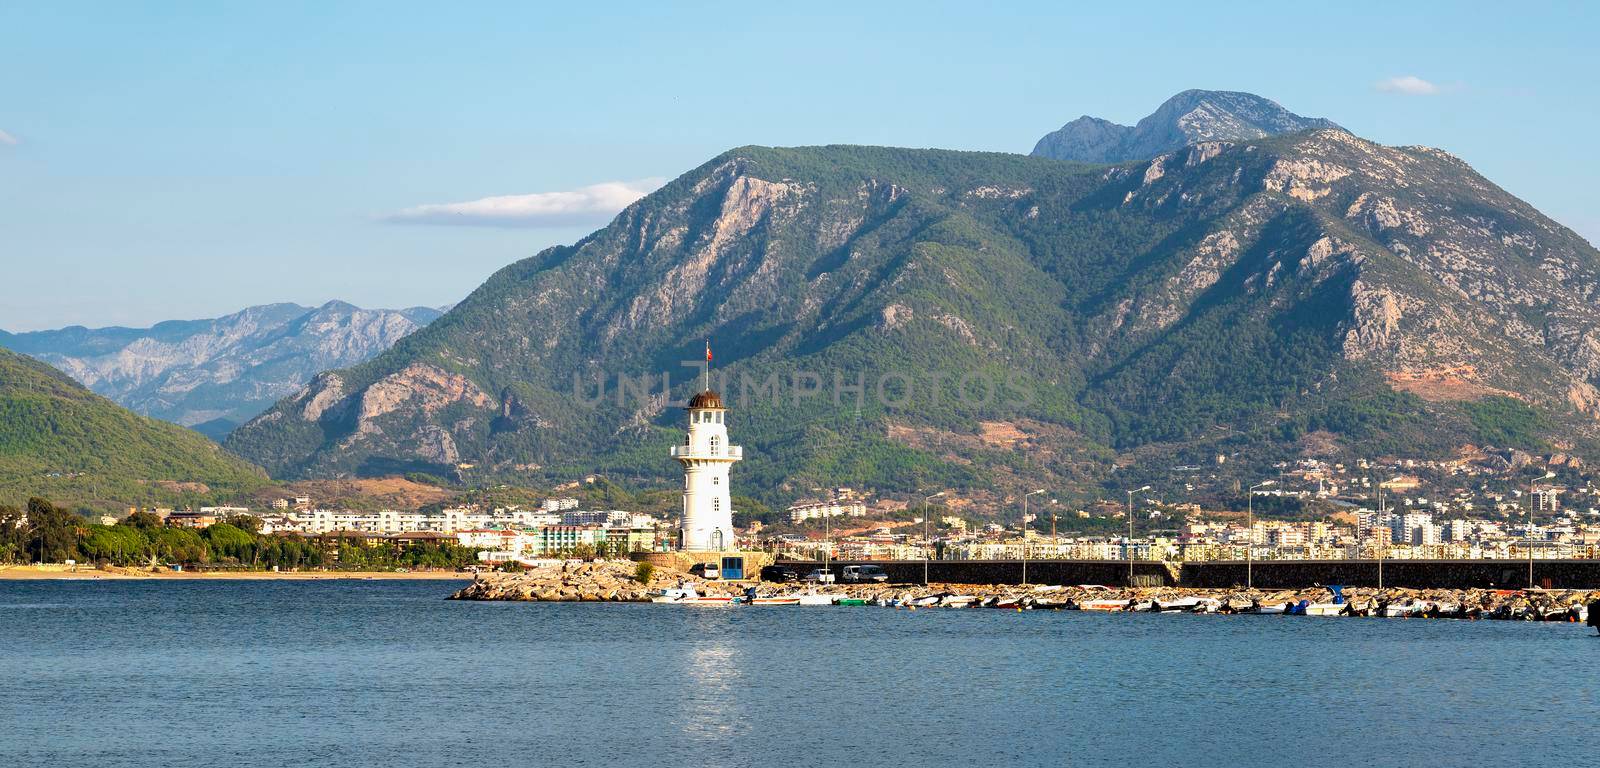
[
  {"x1": 0, "y1": 129, "x2": 19, "y2": 146},
  {"x1": 383, "y1": 178, "x2": 667, "y2": 228},
  {"x1": 1375, "y1": 75, "x2": 1440, "y2": 96}
]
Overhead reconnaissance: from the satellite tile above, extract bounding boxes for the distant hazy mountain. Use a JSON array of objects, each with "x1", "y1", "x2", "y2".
[
  {"x1": 0, "y1": 301, "x2": 442, "y2": 439},
  {"x1": 1032, "y1": 89, "x2": 1340, "y2": 163}
]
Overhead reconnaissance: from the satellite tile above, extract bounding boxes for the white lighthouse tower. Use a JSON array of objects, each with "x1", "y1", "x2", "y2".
[{"x1": 672, "y1": 385, "x2": 742, "y2": 551}]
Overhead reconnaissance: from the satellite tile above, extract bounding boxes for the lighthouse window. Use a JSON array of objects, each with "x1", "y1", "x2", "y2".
[
  {"x1": 712, "y1": 476, "x2": 719, "y2": 485},
  {"x1": 713, "y1": 498, "x2": 721, "y2": 514},
  {"x1": 709, "y1": 436, "x2": 720, "y2": 454}
]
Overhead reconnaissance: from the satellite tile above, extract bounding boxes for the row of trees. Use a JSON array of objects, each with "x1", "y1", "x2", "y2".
[{"x1": 0, "y1": 497, "x2": 480, "y2": 570}]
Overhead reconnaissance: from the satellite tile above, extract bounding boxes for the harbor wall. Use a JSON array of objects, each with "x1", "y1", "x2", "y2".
[
  {"x1": 776, "y1": 559, "x2": 1175, "y2": 586},
  {"x1": 776, "y1": 559, "x2": 1600, "y2": 589},
  {"x1": 1180, "y1": 559, "x2": 1600, "y2": 590}
]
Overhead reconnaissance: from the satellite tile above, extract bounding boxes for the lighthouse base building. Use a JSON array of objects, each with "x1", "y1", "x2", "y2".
[{"x1": 671, "y1": 389, "x2": 742, "y2": 551}]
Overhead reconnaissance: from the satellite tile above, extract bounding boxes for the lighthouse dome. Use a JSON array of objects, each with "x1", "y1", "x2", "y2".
[{"x1": 687, "y1": 389, "x2": 724, "y2": 410}]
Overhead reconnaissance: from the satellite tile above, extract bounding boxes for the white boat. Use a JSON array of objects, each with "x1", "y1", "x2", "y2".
[
  {"x1": 1079, "y1": 599, "x2": 1131, "y2": 611},
  {"x1": 1304, "y1": 603, "x2": 1345, "y2": 617},
  {"x1": 1247, "y1": 603, "x2": 1287, "y2": 615},
  {"x1": 797, "y1": 594, "x2": 836, "y2": 606},
  {"x1": 1156, "y1": 597, "x2": 1207, "y2": 612},
  {"x1": 1382, "y1": 602, "x2": 1419, "y2": 618},
  {"x1": 649, "y1": 587, "x2": 734, "y2": 605},
  {"x1": 938, "y1": 594, "x2": 979, "y2": 608},
  {"x1": 749, "y1": 595, "x2": 801, "y2": 605}
]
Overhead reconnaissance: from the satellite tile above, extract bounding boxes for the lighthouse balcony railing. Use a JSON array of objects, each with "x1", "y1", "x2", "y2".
[{"x1": 671, "y1": 445, "x2": 743, "y2": 460}]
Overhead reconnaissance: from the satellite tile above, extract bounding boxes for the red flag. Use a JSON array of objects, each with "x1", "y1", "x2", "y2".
[{"x1": 705, "y1": 340, "x2": 712, "y2": 362}]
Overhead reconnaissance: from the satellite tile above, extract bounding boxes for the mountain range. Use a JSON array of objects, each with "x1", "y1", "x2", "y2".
[
  {"x1": 222, "y1": 90, "x2": 1600, "y2": 501},
  {"x1": 0, "y1": 301, "x2": 442, "y2": 439}
]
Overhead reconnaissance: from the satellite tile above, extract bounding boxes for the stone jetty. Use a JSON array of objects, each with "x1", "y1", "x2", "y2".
[{"x1": 449, "y1": 561, "x2": 1599, "y2": 621}]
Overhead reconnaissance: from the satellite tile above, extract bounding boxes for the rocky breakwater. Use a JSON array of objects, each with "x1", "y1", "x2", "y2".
[
  {"x1": 450, "y1": 565, "x2": 1598, "y2": 623},
  {"x1": 449, "y1": 561, "x2": 733, "y2": 603}
]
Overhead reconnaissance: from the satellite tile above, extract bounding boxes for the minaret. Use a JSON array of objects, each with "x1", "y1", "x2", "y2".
[{"x1": 673, "y1": 387, "x2": 741, "y2": 551}]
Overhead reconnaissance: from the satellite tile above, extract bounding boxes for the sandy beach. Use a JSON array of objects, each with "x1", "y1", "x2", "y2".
[{"x1": 0, "y1": 564, "x2": 472, "y2": 581}]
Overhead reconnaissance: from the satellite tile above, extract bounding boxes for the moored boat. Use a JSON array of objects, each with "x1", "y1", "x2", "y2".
[
  {"x1": 649, "y1": 587, "x2": 735, "y2": 605},
  {"x1": 1156, "y1": 597, "x2": 1206, "y2": 613}
]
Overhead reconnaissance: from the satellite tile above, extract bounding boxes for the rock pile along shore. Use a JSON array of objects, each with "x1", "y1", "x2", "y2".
[{"x1": 448, "y1": 561, "x2": 1599, "y2": 621}]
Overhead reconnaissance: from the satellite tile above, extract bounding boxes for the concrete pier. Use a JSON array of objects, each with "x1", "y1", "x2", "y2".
[{"x1": 777, "y1": 558, "x2": 1600, "y2": 589}]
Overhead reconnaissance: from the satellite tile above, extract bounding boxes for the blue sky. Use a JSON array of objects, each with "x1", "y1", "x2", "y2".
[{"x1": 2, "y1": 1, "x2": 1596, "y2": 331}]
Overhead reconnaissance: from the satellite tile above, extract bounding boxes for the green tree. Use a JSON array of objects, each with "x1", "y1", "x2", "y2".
[
  {"x1": 152, "y1": 527, "x2": 208, "y2": 564},
  {"x1": 121, "y1": 511, "x2": 164, "y2": 530},
  {"x1": 221, "y1": 514, "x2": 263, "y2": 535},
  {"x1": 25, "y1": 497, "x2": 81, "y2": 563},
  {"x1": 201, "y1": 522, "x2": 256, "y2": 563},
  {"x1": 80, "y1": 524, "x2": 150, "y2": 566},
  {"x1": 0, "y1": 503, "x2": 24, "y2": 563}
]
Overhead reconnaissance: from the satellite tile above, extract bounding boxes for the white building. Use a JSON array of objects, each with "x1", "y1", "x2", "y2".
[
  {"x1": 786, "y1": 499, "x2": 868, "y2": 523},
  {"x1": 672, "y1": 389, "x2": 741, "y2": 551}
]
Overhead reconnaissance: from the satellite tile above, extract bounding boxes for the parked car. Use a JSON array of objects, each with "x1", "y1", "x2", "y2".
[
  {"x1": 760, "y1": 565, "x2": 799, "y2": 583},
  {"x1": 841, "y1": 564, "x2": 889, "y2": 583},
  {"x1": 689, "y1": 562, "x2": 722, "y2": 580},
  {"x1": 803, "y1": 568, "x2": 836, "y2": 584}
]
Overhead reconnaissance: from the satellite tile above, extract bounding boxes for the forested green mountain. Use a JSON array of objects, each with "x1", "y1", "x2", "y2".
[
  {"x1": 0, "y1": 347, "x2": 267, "y2": 510},
  {"x1": 226, "y1": 119, "x2": 1600, "y2": 502}
]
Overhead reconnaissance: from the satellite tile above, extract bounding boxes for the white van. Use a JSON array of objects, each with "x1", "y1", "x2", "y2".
[{"x1": 691, "y1": 562, "x2": 721, "y2": 580}]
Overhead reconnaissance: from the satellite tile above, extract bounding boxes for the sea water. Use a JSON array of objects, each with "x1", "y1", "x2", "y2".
[{"x1": 0, "y1": 579, "x2": 1592, "y2": 767}]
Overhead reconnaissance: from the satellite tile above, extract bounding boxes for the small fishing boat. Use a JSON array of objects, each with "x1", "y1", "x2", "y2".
[
  {"x1": 1079, "y1": 599, "x2": 1131, "y2": 611},
  {"x1": 938, "y1": 594, "x2": 979, "y2": 608},
  {"x1": 797, "y1": 594, "x2": 836, "y2": 606},
  {"x1": 1156, "y1": 597, "x2": 1206, "y2": 613},
  {"x1": 1304, "y1": 603, "x2": 1344, "y2": 617},
  {"x1": 749, "y1": 595, "x2": 801, "y2": 605},
  {"x1": 650, "y1": 587, "x2": 734, "y2": 605},
  {"x1": 1381, "y1": 602, "x2": 1420, "y2": 618},
  {"x1": 1246, "y1": 603, "x2": 1287, "y2": 615},
  {"x1": 836, "y1": 597, "x2": 869, "y2": 606}
]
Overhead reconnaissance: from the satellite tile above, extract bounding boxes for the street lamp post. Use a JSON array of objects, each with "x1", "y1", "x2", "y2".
[
  {"x1": 922, "y1": 491, "x2": 945, "y2": 586},
  {"x1": 1023, "y1": 489, "x2": 1045, "y2": 586},
  {"x1": 1126, "y1": 485, "x2": 1150, "y2": 586},
  {"x1": 1246, "y1": 481, "x2": 1275, "y2": 589},
  {"x1": 1528, "y1": 470, "x2": 1556, "y2": 590}
]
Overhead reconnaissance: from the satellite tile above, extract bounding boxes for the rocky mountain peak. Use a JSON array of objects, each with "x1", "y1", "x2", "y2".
[{"x1": 1032, "y1": 89, "x2": 1341, "y2": 163}]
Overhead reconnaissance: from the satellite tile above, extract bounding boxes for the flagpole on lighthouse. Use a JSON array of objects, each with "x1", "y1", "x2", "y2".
[{"x1": 704, "y1": 339, "x2": 711, "y2": 392}]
